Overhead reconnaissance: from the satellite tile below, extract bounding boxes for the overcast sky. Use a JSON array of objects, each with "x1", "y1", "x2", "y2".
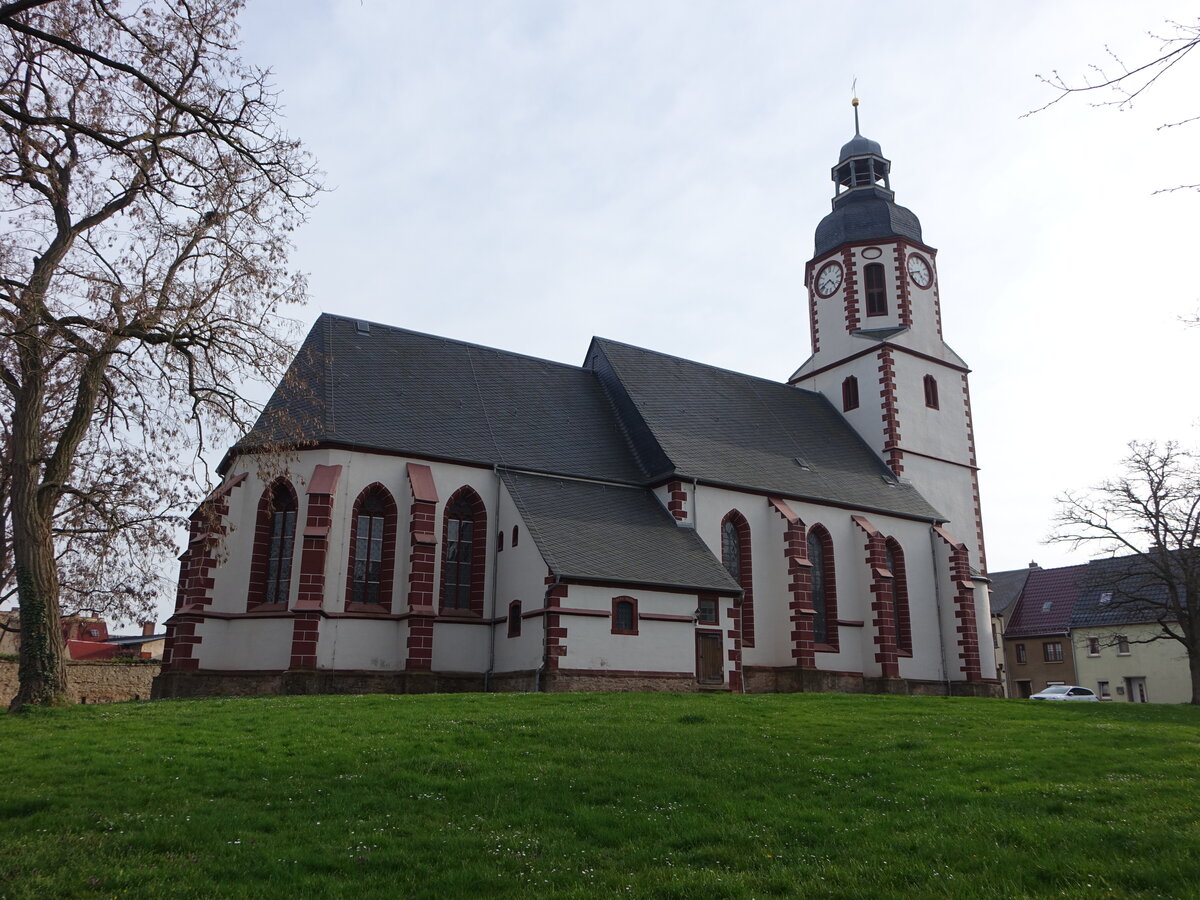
[{"x1": 227, "y1": 0, "x2": 1198, "y2": 583}]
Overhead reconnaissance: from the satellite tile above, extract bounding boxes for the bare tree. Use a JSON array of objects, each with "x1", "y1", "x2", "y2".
[
  {"x1": 1051, "y1": 441, "x2": 1200, "y2": 704},
  {"x1": 0, "y1": 0, "x2": 320, "y2": 709},
  {"x1": 1027, "y1": 17, "x2": 1200, "y2": 191}
]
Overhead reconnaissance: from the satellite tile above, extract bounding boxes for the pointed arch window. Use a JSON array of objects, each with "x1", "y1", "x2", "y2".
[
  {"x1": 864, "y1": 263, "x2": 887, "y2": 316},
  {"x1": 842, "y1": 375, "x2": 859, "y2": 412},
  {"x1": 886, "y1": 538, "x2": 912, "y2": 655},
  {"x1": 721, "y1": 510, "x2": 754, "y2": 647},
  {"x1": 808, "y1": 525, "x2": 838, "y2": 650},
  {"x1": 508, "y1": 600, "x2": 522, "y2": 638},
  {"x1": 924, "y1": 374, "x2": 939, "y2": 409},
  {"x1": 346, "y1": 484, "x2": 397, "y2": 609},
  {"x1": 441, "y1": 487, "x2": 488, "y2": 614},
  {"x1": 248, "y1": 479, "x2": 297, "y2": 608}
]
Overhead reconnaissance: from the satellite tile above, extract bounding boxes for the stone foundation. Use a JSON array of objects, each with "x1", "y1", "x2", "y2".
[
  {"x1": 153, "y1": 665, "x2": 1002, "y2": 700},
  {"x1": 1, "y1": 659, "x2": 161, "y2": 706},
  {"x1": 744, "y1": 665, "x2": 1003, "y2": 698}
]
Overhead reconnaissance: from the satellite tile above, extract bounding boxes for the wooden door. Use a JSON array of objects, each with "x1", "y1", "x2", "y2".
[{"x1": 696, "y1": 631, "x2": 723, "y2": 685}]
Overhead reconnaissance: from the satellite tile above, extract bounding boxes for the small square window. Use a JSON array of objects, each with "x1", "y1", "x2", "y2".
[
  {"x1": 1043, "y1": 641, "x2": 1063, "y2": 663},
  {"x1": 697, "y1": 597, "x2": 718, "y2": 625},
  {"x1": 1087, "y1": 637, "x2": 1100, "y2": 657},
  {"x1": 1117, "y1": 636, "x2": 1131, "y2": 656},
  {"x1": 1097, "y1": 680, "x2": 1112, "y2": 700}
]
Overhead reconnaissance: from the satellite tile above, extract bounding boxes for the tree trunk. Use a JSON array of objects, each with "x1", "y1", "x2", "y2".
[
  {"x1": 1190, "y1": 645, "x2": 1200, "y2": 706},
  {"x1": 7, "y1": 326, "x2": 69, "y2": 711}
]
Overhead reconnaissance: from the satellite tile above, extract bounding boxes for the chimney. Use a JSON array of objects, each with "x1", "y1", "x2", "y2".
[
  {"x1": 1028, "y1": 561, "x2": 1039, "y2": 569},
  {"x1": 142, "y1": 621, "x2": 155, "y2": 636}
]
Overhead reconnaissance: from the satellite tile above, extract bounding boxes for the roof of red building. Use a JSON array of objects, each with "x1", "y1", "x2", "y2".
[{"x1": 1004, "y1": 563, "x2": 1088, "y2": 637}]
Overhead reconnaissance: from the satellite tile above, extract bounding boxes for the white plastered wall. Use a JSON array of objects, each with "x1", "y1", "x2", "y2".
[
  {"x1": 490, "y1": 481, "x2": 550, "y2": 675},
  {"x1": 1072, "y1": 624, "x2": 1192, "y2": 704}
]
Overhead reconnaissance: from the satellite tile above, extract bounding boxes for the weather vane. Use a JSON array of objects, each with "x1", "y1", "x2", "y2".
[{"x1": 851, "y1": 77, "x2": 861, "y2": 134}]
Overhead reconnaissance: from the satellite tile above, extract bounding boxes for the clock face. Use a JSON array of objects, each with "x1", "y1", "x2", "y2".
[
  {"x1": 907, "y1": 253, "x2": 933, "y2": 288},
  {"x1": 815, "y1": 261, "x2": 843, "y2": 298}
]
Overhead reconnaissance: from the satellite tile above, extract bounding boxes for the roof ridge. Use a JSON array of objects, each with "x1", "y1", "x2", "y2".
[
  {"x1": 591, "y1": 335, "x2": 823, "y2": 396},
  {"x1": 314, "y1": 312, "x2": 595, "y2": 376}
]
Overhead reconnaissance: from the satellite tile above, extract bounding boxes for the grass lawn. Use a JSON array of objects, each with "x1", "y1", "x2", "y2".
[{"x1": 1, "y1": 692, "x2": 1198, "y2": 898}]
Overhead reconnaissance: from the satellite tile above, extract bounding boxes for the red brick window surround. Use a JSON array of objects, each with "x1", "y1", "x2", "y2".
[
  {"x1": 886, "y1": 537, "x2": 912, "y2": 655},
  {"x1": 721, "y1": 510, "x2": 755, "y2": 647},
  {"x1": 612, "y1": 596, "x2": 638, "y2": 635},
  {"x1": 924, "y1": 374, "x2": 939, "y2": 409},
  {"x1": 807, "y1": 524, "x2": 839, "y2": 651},
  {"x1": 440, "y1": 486, "x2": 488, "y2": 616},
  {"x1": 247, "y1": 478, "x2": 298, "y2": 609},
  {"x1": 842, "y1": 375, "x2": 859, "y2": 411},
  {"x1": 508, "y1": 600, "x2": 522, "y2": 637},
  {"x1": 864, "y1": 263, "x2": 887, "y2": 316},
  {"x1": 345, "y1": 483, "x2": 398, "y2": 610}
]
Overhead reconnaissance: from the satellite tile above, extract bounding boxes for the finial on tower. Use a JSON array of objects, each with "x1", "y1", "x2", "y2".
[{"x1": 851, "y1": 78, "x2": 860, "y2": 135}]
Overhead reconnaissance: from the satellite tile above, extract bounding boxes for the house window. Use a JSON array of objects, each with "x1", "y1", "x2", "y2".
[
  {"x1": 1097, "y1": 680, "x2": 1112, "y2": 700},
  {"x1": 864, "y1": 263, "x2": 887, "y2": 316},
  {"x1": 886, "y1": 538, "x2": 911, "y2": 654},
  {"x1": 612, "y1": 597, "x2": 638, "y2": 635},
  {"x1": 923, "y1": 374, "x2": 939, "y2": 409},
  {"x1": 507, "y1": 600, "x2": 521, "y2": 638},
  {"x1": 697, "y1": 596, "x2": 718, "y2": 625},
  {"x1": 842, "y1": 375, "x2": 859, "y2": 411},
  {"x1": 1087, "y1": 637, "x2": 1101, "y2": 657},
  {"x1": 348, "y1": 486, "x2": 396, "y2": 606},
  {"x1": 1117, "y1": 635, "x2": 1131, "y2": 655},
  {"x1": 1015, "y1": 643, "x2": 1027, "y2": 664},
  {"x1": 721, "y1": 511, "x2": 754, "y2": 646},
  {"x1": 808, "y1": 525, "x2": 838, "y2": 649},
  {"x1": 442, "y1": 490, "x2": 485, "y2": 612},
  {"x1": 1043, "y1": 641, "x2": 1064, "y2": 663},
  {"x1": 249, "y1": 479, "x2": 298, "y2": 608}
]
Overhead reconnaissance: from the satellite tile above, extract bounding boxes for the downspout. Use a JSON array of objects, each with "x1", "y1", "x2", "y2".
[
  {"x1": 929, "y1": 526, "x2": 952, "y2": 697},
  {"x1": 484, "y1": 466, "x2": 502, "y2": 692},
  {"x1": 536, "y1": 574, "x2": 560, "y2": 693}
]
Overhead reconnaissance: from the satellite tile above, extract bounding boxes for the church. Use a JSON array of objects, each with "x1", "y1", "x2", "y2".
[{"x1": 154, "y1": 115, "x2": 1001, "y2": 699}]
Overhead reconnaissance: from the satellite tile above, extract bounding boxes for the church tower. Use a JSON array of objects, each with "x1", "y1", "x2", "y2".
[{"x1": 790, "y1": 101, "x2": 987, "y2": 574}]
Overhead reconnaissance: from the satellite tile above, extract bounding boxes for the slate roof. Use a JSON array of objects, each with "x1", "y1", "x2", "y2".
[
  {"x1": 1070, "y1": 555, "x2": 1180, "y2": 629},
  {"x1": 239, "y1": 315, "x2": 646, "y2": 484},
  {"x1": 238, "y1": 314, "x2": 945, "y2": 524},
  {"x1": 987, "y1": 566, "x2": 1037, "y2": 618},
  {"x1": 1004, "y1": 564, "x2": 1087, "y2": 637},
  {"x1": 814, "y1": 189, "x2": 924, "y2": 258},
  {"x1": 501, "y1": 470, "x2": 741, "y2": 594},
  {"x1": 588, "y1": 337, "x2": 943, "y2": 521}
]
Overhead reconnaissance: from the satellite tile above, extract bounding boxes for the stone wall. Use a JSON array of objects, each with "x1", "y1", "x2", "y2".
[{"x1": 0, "y1": 659, "x2": 161, "y2": 706}]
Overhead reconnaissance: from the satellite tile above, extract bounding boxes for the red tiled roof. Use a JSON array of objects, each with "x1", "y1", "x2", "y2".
[{"x1": 1005, "y1": 563, "x2": 1088, "y2": 637}]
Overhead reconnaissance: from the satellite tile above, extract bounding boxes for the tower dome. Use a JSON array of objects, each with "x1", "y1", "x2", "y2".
[{"x1": 813, "y1": 114, "x2": 922, "y2": 258}]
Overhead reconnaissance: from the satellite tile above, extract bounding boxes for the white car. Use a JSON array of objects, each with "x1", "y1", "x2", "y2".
[{"x1": 1029, "y1": 684, "x2": 1099, "y2": 701}]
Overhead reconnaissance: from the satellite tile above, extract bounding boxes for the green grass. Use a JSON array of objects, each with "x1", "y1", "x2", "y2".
[{"x1": 1, "y1": 693, "x2": 1198, "y2": 898}]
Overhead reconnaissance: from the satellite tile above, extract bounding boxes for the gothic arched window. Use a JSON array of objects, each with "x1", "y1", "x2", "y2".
[
  {"x1": 347, "y1": 484, "x2": 397, "y2": 608},
  {"x1": 721, "y1": 510, "x2": 754, "y2": 646},
  {"x1": 441, "y1": 487, "x2": 487, "y2": 614},
  {"x1": 887, "y1": 538, "x2": 912, "y2": 654},
  {"x1": 808, "y1": 525, "x2": 838, "y2": 650},
  {"x1": 249, "y1": 479, "x2": 297, "y2": 608}
]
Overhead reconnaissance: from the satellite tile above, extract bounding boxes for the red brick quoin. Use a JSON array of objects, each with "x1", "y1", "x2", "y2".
[
  {"x1": 853, "y1": 514, "x2": 899, "y2": 679},
  {"x1": 406, "y1": 463, "x2": 439, "y2": 671},
  {"x1": 289, "y1": 464, "x2": 343, "y2": 668},
  {"x1": 163, "y1": 473, "x2": 246, "y2": 671},
  {"x1": 934, "y1": 526, "x2": 982, "y2": 681},
  {"x1": 667, "y1": 480, "x2": 688, "y2": 523},
  {"x1": 770, "y1": 497, "x2": 816, "y2": 668},
  {"x1": 544, "y1": 570, "x2": 568, "y2": 672}
]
